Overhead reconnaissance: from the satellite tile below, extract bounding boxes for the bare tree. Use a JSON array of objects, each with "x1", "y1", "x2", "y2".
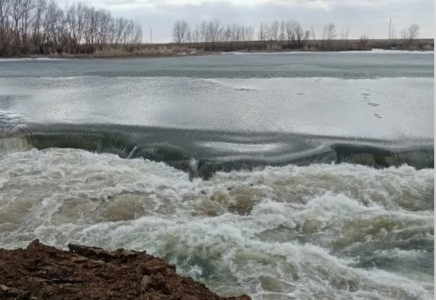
[
  {"x1": 208, "y1": 19, "x2": 222, "y2": 44},
  {"x1": 286, "y1": 21, "x2": 295, "y2": 42},
  {"x1": 200, "y1": 21, "x2": 208, "y2": 44},
  {"x1": 290, "y1": 21, "x2": 309, "y2": 49},
  {"x1": 407, "y1": 24, "x2": 420, "y2": 42},
  {"x1": 172, "y1": 20, "x2": 190, "y2": 43},
  {"x1": 359, "y1": 33, "x2": 369, "y2": 50},
  {"x1": 323, "y1": 23, "x2": 336, "y2": 40},
  {"x1": 0, "y1": 0, "x2": 12, "y2": 53},
  {"x1": 400, "y1": 24, "x2": 420, "y2": 48},
  {"x1": 269, "y1": 20, "x2": 279, "y2": 41},
  {"x1": 191, "y1": 25, "x2": 200, "y2": 43},
  {"x1": 18, "y1": 0, "x2": 35, "y2": 48},
  {"x1": 32, "y1": 0, "x2": 46, "y2": 51},
  {"x1": 340, "y1": 26, "x2": 349, "y2": 50},
  {"x1": 311, "y1": 26, "x2": 318, "y2": 49},
  {"x1": 245, "y1": 25, "x2": 254, "y2": 41},
  {"x1": 322, "y1": 23, "x2": 336, "y2": 50},
  {"x1": 279, "y1": 20, "x2": 285, "y2": 44}
]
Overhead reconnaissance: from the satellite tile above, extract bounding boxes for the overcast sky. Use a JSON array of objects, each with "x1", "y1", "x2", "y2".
[{"x1": 59, "y1": 0, "x2": 433, "y2": 43}]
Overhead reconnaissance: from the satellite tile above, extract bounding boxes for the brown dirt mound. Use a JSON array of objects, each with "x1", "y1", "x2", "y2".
[{"x1": 0, "y1": 240, "x2": 250, "y2": 300}]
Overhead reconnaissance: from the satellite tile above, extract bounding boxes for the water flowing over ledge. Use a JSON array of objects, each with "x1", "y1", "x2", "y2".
[{"x1": 1, "y1": 123, "x2": 433, "y2": 180}]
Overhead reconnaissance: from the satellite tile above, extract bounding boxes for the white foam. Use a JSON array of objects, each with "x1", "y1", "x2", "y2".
[
  {"x1": 0, "y1": 148, "x2": 433, "y2": 299},
  {"x1": 0, "y1": 57, "x2": 66, "y2": 62},
  {"x1": 0, "y1": 137, "x2": 32, "y2": 155}
]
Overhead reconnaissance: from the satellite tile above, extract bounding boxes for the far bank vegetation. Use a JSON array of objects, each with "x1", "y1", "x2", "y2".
[
  {"x1": 0, "y1": 0, "x2": 432, "y2": 58},
  {"x1": 0, "y1": 0, "x2": 142, "y2": 56},
  {"x1": 171, "y1": 19, "x2": 432, "y2": 52}
]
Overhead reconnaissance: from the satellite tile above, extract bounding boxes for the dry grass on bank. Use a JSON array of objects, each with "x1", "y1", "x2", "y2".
[
  {"x1": 50, "y1": 45, "x2": 202, "y2": 59},
  {"x1": 39, "y1": 39, "x2": 433, "y2": 59}
]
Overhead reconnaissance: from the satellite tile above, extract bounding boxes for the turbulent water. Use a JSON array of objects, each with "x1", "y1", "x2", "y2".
[{"x1": 0, "y1": 52, "x2": 434, "y2": 300}]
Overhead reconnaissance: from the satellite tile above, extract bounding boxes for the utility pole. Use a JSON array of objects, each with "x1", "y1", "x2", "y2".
[
  {"x1": 150, "y1": 27, "x2": 153, "y2": 44},
  {"x1": 388, "y1": 18, "x2": 392, "y2": 41},
  {"x1": 260, "y1": 23, "x2": 263, "y2": 41}
]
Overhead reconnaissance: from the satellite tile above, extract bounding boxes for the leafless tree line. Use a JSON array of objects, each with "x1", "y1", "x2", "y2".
[
  {"x1": 258, "y1": 20, "x2": 310, "y2": 48},
  {"x1": 389, "y1": 23, "x2": 420, "y2": 42},
  {"x1": 173, "y1": 19, "x2": 313, "y2": 50},
  {"x1": 173, "y1": 20, "x2": 255, "y2": 44},
  {"x1": 173, "y1": 19, "x2": 316, "y2": 50},
  {"x1": 0, "y1": 0, "x2": 142, "y2": 56},
  {"x1": 172, "y1": 20, "x2": 352, "y2": 50},
  {"x1": 173, "y1": 19, "x2": 423, "y2": 51}
]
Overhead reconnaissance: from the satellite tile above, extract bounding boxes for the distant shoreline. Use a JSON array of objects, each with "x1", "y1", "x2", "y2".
[
  {"x1": 0, "y1": 47, "x2": 433, "y2": 60},
  {"x1": 0, "y1": 38, "x2": 432, "y2": 59},
  {"x1": 0, "y1": 51, "x2": 209, "y2": 60}
]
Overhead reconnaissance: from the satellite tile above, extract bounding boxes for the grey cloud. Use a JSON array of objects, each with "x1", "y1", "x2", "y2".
[{"x1": 58, "y1": 0, "x2": 434, "y2": 42}]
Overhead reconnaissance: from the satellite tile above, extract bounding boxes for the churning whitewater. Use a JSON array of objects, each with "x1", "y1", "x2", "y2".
[{"x1": 0, "y1": 148, "x2": 433, "y2": 300}]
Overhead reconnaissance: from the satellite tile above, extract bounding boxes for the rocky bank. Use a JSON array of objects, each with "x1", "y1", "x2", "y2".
[{"x1": 0, "y1": 240, "x2": 250, "y2": 300}]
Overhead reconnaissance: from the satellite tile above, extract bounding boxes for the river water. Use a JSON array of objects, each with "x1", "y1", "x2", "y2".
[{"x1": 0, "y1": 51, "x2": 434, "y2": 300}]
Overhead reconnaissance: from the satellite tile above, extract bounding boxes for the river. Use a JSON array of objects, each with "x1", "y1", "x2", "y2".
[{"x1": 0, "y1": 51, "x2": 433, "y2": 300}]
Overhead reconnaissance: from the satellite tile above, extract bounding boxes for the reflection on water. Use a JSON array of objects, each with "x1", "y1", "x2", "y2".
[{"x1": 0, "y1": 77, "x2": 433, "y2": 140}]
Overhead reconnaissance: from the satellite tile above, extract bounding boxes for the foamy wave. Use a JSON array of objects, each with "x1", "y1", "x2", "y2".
[{"x1": 0, "y1": 148, "x2": 433, "y2": 299}]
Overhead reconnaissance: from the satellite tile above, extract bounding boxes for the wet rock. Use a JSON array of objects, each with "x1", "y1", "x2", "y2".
[
  {"x1": 182, "y1": 296, "x2": 200, "y2": 300},
  {"x1": 0, "y1": 285, "x2": 29, "y2": 298},
  {"x1": 26, "y1": 239, "x2": 41, "y2": 249},
  {"x1": 16, "y1": 292, "x2": 32, "y2": 300},
  {"x1": 210, "y1": 192, "x2": 229, "y2": 204},
  {"x1": 194, "y1": 199, "x2": 223, "y2": 217},
  {"x1": 101, "y1": 194, "x2": 156, "y2": 222},
  {"x1": 70, "y1": 256, "x2": 87, "y2": 263},
  {"x1": 228, "y1": 187, "x2": 258, "y2": 215},
  {"x1": 144, "y1": 259, "x2": 168, "y2": 273},
  {"x1": 140, "y1": 275, "x2": 152, "y2": 288},
  {"x1": 259, "y1": 276, "x2": 293, "y2": 293},
  {"x1": 0, "y1": 240, "x2": 251, "y2": 300},
  {"x1": 210, "y1": 189, "x2": 256, "y2": 215},
  {"x1": 234, "y1": 296, "x2": 252, "y2": 300},
  {"x1": 228, "y1": 194, "x2": 255, "y2": 215},
  {"x1": 301, "y1": 220, "x2": 321, "y2": 234}
]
